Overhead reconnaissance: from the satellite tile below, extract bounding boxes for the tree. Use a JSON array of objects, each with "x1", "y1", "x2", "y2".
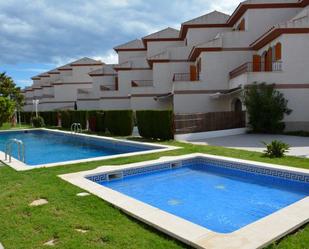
[
  {"x1": 244, "y1": 83, "x2": 292, "y2": 133},
  {"x1": 0, "y1": 97, "x2": 15, "y2": 127},
  {"x1": 0, "y1": 72, "x2": 24, "y2": 110}
]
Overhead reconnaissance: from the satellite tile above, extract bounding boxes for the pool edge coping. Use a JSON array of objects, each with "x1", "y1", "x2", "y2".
[
  {"x1": 59, "y1": 153, "x2": 309, "y2": 249},
  {"x1": 0, "y1": 128, "x2": 180, "y2": 171}
]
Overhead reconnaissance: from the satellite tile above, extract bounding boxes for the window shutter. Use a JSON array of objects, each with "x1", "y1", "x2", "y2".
[
  {"x1": 275, "y1": 43, "x2": 282, "y2": 61},
  {"x1": 190, "y1": 65, "x2": 197, "y2": 81},
  {"x1": 252, "y1": 55, "x2": 261, "y2": 72}
]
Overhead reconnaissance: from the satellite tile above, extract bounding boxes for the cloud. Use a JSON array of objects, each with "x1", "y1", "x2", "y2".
[
  {"x1": 93, "y1": 50, "x2": 118, "y2": 65},
  {"x1": 0, "y1": 0, "x2": 240, "y2": 66}
]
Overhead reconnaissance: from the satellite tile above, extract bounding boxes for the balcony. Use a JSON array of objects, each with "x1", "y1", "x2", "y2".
[
  {"x1": 173, "y1": 73, "x2": 199, "y2": 82},
  {"x1": 229, "y1": 61, "x2": 282, "y2": 79},
  {"x1": 131, "y1": 80, "x2": 153, "y2": 87}
]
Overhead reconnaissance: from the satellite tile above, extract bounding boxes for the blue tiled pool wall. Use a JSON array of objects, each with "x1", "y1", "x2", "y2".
[
  {"x1": 29, "y1": 130, "x2": 159, "y2": 153},
  {"x1": 87, "y1": 156, "x2": 309, "y2": 188}
]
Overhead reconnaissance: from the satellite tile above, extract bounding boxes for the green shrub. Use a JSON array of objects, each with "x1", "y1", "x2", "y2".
[
  {"x1": 136, "y1": 110, "x2": 174, "y2": 140},
  {"x1": 244, "y1": 83, "x2": 292, "y2": 133},
  {"x1": 263, "y1": 140, "x2": 290, "y2": 158},
  {"x1": 31, "y1": 116, "x2": 45, "y2": 128},
  {"x1": 105, "y1": 110, "x2": 133, "y2": 136}
]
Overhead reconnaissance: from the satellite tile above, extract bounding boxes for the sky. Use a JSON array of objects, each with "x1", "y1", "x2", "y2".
[{"x1": 0, "y1": 0, "x2": 239, "y2": 88}]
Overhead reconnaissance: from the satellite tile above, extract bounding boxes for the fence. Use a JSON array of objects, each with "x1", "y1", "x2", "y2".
[{"x1": 174, "y1": 111, "x2": 246, "y2": 134}]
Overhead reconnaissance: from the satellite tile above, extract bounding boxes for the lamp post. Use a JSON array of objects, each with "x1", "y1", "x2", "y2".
[{"x1": 32, "y1": 99, "x2": 39, "y2": 118}]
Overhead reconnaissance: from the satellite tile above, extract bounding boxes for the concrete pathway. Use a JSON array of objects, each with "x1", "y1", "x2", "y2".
[
  {"x1": 190, "y1": 134, "x2": 309, "y2": 158},
  {"x1": 0, "y1": 242, "x2": 4, "y2": 249}
]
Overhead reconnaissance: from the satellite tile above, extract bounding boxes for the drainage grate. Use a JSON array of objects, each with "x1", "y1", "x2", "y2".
[
  {"x1": 170, "y1": 161, "x2": 182, "y2": 169},
  {"x1": 107, "y1": 172, "x2": 123, "y2": 181}
]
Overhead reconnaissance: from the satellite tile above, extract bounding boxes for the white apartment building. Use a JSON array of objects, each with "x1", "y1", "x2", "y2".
[
  {"x1": 23, "y1": 0, "x2": 309, "y2": 131},
  {"x1": 23, "y1": 57, "x2": 104, "y2": 111}
]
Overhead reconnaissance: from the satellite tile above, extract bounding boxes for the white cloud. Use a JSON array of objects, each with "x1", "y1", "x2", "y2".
[{"x1": 93, "y1": 50, "x2": 118, "y2": 64}]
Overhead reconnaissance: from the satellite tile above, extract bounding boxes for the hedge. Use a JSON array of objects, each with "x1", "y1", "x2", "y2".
[
  {"x1": 59, "y1": 111, "x2": 72, "y2": 129},
  {"x1": 40, "y1": 112, "x2": 58, "y2": 126},
  {"x1": 21, "y1": 112, "x2": 33, "y2": 124},
  {"x1": 20, "y1": 110, "x2": 135, "y2": 136},
  {"x1": 136, "y1": 110, "x2": 174, "y2": 140},
  {"x1": 105, "y1": 110, "x2": 133, "y2": 136},
  {"x1": 88, "y1": 111, "x2": 105, "y2": 132}
]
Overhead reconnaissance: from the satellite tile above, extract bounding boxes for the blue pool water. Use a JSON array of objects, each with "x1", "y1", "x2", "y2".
[
  {"x1": 98, "y1": 159, "x2": 309, "y2": 233},
  {"x1": 0, "y1": 130, "x2": 158, "y2": 166}
]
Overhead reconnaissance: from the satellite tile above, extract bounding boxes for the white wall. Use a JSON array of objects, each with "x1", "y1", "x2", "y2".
[
  {"x1": 173, "y1": 94, "x2": 231, "y2": 114},
  {"x1": 200, "y1": 51, "x2": 252, "y2": 89}
]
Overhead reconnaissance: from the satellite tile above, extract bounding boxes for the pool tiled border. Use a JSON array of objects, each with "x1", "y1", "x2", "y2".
[
  {"x1": 0, "y1": 128, "x2": 179, "y2": 171},
  {"x1": 59, "y1": 153, "x2": 309, "y2": 249}
]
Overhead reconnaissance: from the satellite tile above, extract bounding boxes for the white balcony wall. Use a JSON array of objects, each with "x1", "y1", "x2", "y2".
[
  {"x1": 243, "y1": 8, "x2": 302, "y2": 40},
  {"x1": 71, "y1": 65, "x2": 102, "y2": 82},
  {"x1": 200, "y1": 50, "x2": 252, "y2": 89},
  {"x1": 92, "y1": 75, "x2": 116, "y2": 98},
  {"x1": 186, "y1": 27, "x2": 231, "y2": 47},
  {"x1": 118, "y1": 51, "x2": 146, "y2": 64},
  {"x1": 169, "y1": 46, "x2": 191, "y2": 60},
  {"x1": 147, "y1": 41, "x2": 184, "y2": 58},
  {"x1": 54, "y1": 83, "x2": 92, "y2": 101},
  {"x1": 153, "y1": 62, "x2": 190, "y2": 92},
  {"x1": 59, "y1": 70, "x2": 72, "y2": 77}
]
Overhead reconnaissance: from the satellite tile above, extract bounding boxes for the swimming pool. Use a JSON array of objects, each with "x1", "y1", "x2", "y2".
[
  {"x1": 61, "y1": 153, "x2": 309, "y2": 249},
  {"x1": 0, "y1": 129, "x2": 175, "y2": 170}
]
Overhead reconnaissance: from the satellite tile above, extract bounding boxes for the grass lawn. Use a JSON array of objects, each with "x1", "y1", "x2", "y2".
[
  {"x1": 0, "y1": 122, "x2": 31, "y2": 131},
  {"x1": 0, "y1": 134, "x2": 308, "y2": 249}
]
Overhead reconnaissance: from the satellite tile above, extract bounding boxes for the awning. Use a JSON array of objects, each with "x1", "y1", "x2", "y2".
[
  {"x1": 154, "y1": 92, "x2": 173, "y2": 101},
  {"x1": 210, "y1": 87, "x2": 242, "y2": 99}
]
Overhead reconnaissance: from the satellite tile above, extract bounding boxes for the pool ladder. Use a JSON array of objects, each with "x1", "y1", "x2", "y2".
[
  {"x1": 5, "y1": 138, "x2": 25, "y2": 163},
  {"x1": 71, "y1": 123, "x2": 82, "y2": 133}
]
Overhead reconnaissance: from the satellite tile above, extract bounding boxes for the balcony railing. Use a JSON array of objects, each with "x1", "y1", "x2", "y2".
[
  {"x1": 229, "y1": 61, "x2": 282, "y2": 79},
  {"x1": 173, "y1": 73, "x2": 200, "y2": 82},
  {"x1": 131, "y1": 80, "x2": 153, "y2": 87},
  {"x1": 100, "y1": 85, "x2": 116, "y2": 91}
]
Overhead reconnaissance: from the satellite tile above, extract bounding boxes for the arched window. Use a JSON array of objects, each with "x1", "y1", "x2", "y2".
[{"x1": 275, "y1": 42, "x2": 282, "y2": 61}]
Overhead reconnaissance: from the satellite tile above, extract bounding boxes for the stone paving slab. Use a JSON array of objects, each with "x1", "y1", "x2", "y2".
[{"x1": 191, "y1": 134, "x2": 309, "y2": 158}]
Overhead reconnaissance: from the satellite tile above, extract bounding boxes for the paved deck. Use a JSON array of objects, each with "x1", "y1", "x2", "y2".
[{"x1": 190, "y1": 134, "x2": 309, "y2": 158}]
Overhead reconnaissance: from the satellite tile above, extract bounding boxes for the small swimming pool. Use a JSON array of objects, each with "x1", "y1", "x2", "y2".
[
  {"x1": 61, "y1": 154, "x2": 309, "y2": 248},
  {"x1": 86, "y1": 155, "x2": 309, "y2": 234},
  {"x1": 0, "y1": 129, "x2": 173, "y2": 169}
]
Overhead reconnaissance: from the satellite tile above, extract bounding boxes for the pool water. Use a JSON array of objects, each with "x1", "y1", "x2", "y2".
[
  {"x1": 100, "y1": 160, "x2": 309, "y2": 233},
  {"x1": 0, "y1": 130, "x2": 156, "y2": 166}
]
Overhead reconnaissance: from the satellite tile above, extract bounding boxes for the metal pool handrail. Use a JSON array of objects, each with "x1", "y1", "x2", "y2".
[
  {"x1": 5, "y1": 138, "x2": 25, "y2": 163},
  {"x1": 71, "y1": 123, "x2": 82, "y2": 133}
]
